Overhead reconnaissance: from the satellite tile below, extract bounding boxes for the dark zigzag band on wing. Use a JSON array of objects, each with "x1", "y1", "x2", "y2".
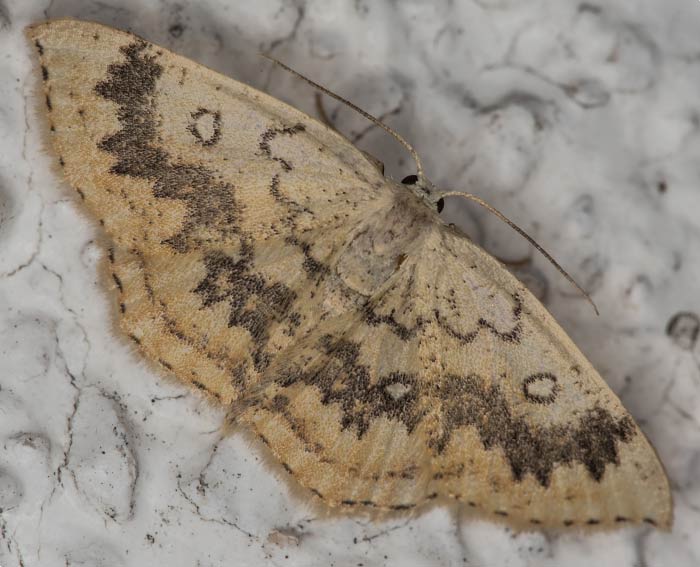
[
  {"x1": 93, "y1": 42, "x2": 305, "y2": 379},
  {"x1": 273, "y1": 334, "x2": 635, "y2": 487}
]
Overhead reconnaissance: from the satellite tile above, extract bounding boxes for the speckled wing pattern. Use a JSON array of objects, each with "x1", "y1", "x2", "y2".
[{"x1": 28, "y1": 19, "x2": 671, "y2": 531}]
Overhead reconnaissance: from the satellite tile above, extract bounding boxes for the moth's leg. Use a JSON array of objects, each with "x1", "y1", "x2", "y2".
[
  {"x1": 314, "y1": 87, "x2": 385, "y2": 175},
  {"x1": 314, "y1": 92, "x2": 338, "y2": 131},
  {"x1": 360, "y1": 150, "x2": 385, "y2": 175}
]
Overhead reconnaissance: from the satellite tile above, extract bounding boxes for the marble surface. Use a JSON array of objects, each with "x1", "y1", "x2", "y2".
[{"x1": 1, "y1": 0, "x2": 700, "y2": 565}]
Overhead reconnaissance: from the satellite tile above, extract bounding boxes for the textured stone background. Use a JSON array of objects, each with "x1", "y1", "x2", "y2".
[{"x1": 1, "y1": 0, "x2": 699, "y2": 565}]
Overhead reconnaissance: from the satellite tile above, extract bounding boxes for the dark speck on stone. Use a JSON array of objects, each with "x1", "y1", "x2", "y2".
[{"x1": 169, "y1": 23, "x2": 185, "y2": 38}]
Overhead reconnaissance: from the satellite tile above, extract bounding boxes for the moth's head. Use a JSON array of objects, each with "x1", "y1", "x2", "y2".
[{"x1": 400, "y1": 174, "x2": 444, "y2": 213}]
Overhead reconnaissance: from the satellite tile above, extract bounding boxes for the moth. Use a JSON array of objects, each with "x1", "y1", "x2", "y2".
[{"x1": 28, "y1": 19, "x2": 672, "y2": 531}]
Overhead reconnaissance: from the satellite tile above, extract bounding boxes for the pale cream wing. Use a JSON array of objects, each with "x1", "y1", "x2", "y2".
[
  {"x1": 28, "y1": 19, "x2": 393, "y2": 403},
  {"x1": 243, "y1": 206, "x2": 671, "y2": 530}
]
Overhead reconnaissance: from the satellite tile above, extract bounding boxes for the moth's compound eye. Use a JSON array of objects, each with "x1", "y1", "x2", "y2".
[
  {"x1": 401, "y1": 174, "x2": 418, "y2": 185},
  {"x1": 436, "y1": 198, "x2": 445, "y2": 213},
  {"x1": 187, "y1": 107, "x2": 221, "y2": 146}
]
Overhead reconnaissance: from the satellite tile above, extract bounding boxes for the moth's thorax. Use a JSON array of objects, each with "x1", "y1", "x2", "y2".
[{"x1": 336, "y1": 185, "x2": 433, "y2": 297}]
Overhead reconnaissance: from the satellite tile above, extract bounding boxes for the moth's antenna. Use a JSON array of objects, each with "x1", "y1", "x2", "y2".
[
  {"x1": 440, "y1": 191, "x2": 599, "y2": 316},
  {"x1": 261, "y1": 54, "x2": 425, "y2": 179}
]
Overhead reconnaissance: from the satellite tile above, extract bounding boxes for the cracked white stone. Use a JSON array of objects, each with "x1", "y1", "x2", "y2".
[
  {"x1": 0, "y1": 0, "x2": 699, "y2": 566},
  {"x1": 68, "y1": 388, "x2": 139, "y2": 522}
]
